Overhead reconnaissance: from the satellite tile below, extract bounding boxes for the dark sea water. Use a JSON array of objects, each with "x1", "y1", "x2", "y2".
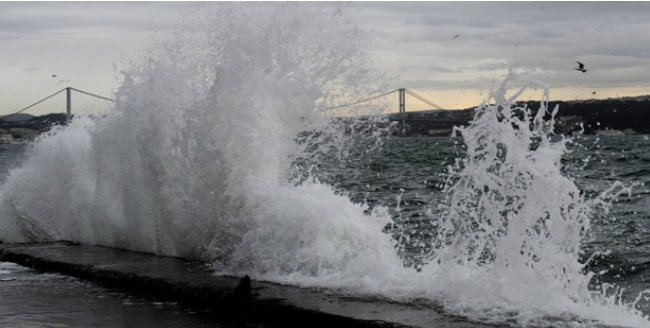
[
  {"x1": 324, "y1": 135, "x2": 650, "y2": 302},
  {"x1": 0, "y1": 4, "x2": 648, "y2": 327},
  {"x1": 2, "y1": 133, "x2": 650, "y2": 327},
  {"x1": 0, "y1": 143, "x2": 28, "y2": 184}
]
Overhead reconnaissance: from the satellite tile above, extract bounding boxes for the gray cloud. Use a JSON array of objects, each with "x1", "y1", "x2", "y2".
[
  {"x1": 353, "y1": 1, "x2": 650, "y2": 101},
  {"x1": 0, "y1": 2, "x2": 184, "y2": 41},
  {"x1": 2, "y1": 2, "x2": 650, "y2": 114},
  {"x1": 23, "y1": 66, "x2": 41, "y2": 74}
]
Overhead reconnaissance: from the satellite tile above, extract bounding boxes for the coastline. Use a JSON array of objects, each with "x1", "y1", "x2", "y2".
[{"x1": 0, "y1": 242, "x2": 503, "y2": 328}]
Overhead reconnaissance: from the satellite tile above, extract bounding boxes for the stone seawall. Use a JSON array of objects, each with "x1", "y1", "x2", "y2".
[{"x1": 0, "y1": 242, "x2": 500, "y2": 328}]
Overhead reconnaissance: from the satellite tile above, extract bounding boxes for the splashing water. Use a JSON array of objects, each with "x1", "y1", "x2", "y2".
[
  {"x1": 0, "y1": 3, "x2": 648, "y2": 327},
  {"x1": 423, "y1": 71, "x2": 649, "y2": 326},
  {"x1": 0, "y1": 3, "x2": 396, "y2": 266}
]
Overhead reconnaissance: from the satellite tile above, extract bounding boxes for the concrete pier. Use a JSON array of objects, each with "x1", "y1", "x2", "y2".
[{"x1": 0, "y1": 242, "x2": 498, "y2": 328}]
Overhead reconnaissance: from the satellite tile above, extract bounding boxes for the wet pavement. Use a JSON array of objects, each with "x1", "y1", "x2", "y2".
[
  {"x1": 0, "y1": 242, "x2": 498, "y2": 328},
  {"x1": 0, "y1": 261, "x2": 257, "y2": 328}
]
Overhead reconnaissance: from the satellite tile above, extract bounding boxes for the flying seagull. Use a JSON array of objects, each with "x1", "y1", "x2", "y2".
[
  {"x1": 453, "y1": 34, "x2": 461, "y2": 40},
  {"x1": 575, "y1": 61, "x2": 587, "y2": 73}
]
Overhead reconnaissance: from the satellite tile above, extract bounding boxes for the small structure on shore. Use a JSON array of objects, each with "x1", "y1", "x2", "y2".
[
  {"x1": 8, "y1": 128, "x2": 39, "y2": 141},
  {"x1": 0, "y1": 128, "x2": 12, "y2": 143}
]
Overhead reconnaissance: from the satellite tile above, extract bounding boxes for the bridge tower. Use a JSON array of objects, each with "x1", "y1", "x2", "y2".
[
  {"x1": 66, "y1": 87, "x2": 71, "y2": 121},
  {"x1": 398, "y1": 88, "x2": 406, "y2": 135}
]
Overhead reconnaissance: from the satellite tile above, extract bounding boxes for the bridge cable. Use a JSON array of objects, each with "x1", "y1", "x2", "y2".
[
  {"x1": 404, "y1": 89, "x2": 443, "y2": 110},
  {"x1": 69, "y1": 87, "x2": 116, "y2": 103},
  {"x1": 406, "y1": 90, "x2": 443, "y2": 110},
  {"x1": 3, "y1": 87, "x2": 116, "y2": 120},
  {"x1": 320, "y1": 89, "x2": 400, "y2": 111},
  {"x1": 3, "y1": 88, "x2": 68, "y2": 118}
]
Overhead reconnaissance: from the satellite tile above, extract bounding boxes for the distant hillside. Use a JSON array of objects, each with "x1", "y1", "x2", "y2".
[
  {"x1": 520, "y1": 97, "x2": 650, "y2": 135},
  {"x1": 0, "y1": 113, "x2": 35, "y2": 123},
  {"x1": 0, "y1": 113, "x2": 68, "y2": 133},
  {"x1": 385, "y1": 95, "x2": 650, "y2": 137},
  {"x1": 31, "y1": 113, "x2": 67, "y2": 125}
]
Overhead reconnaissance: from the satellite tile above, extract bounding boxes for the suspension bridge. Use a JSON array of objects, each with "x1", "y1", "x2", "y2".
[
  {"x1": 0, "y1": 87, "x2": 115, "y2": 140},
  {"x1": 1, "y1": 87, "x2": 116, "y2": 122},
  {"x1": 4, "y1": 86, "x2": 439, "y2": 119},
  {"x1": 1, "y1": 86, "x2": 470, "y2": 138},
  {"x1": 324, "y1": 88, "x2": 472, "y2": 136}
]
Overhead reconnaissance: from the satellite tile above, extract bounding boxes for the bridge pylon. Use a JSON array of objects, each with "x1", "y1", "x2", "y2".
[
  {"x1": 398, "y1": 88, "x2": 406, "y2": 136},
  {"x1": 66, "y1": 87, "x2": 71, "y2": 121}
]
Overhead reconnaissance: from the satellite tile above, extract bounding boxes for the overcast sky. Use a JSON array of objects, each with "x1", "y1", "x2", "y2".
[{"x1": 1, "y1": 2, "x2": 649, "y2": 116}]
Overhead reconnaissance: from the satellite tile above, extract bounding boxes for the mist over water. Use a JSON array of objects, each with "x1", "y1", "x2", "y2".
[
  {"x1": 0, "y1": 3, "x2": 649, "y2": 327},
  {"x1": 418, "y1": 73, "x2": 649, "y2": 327},
  {"x1": 0, "y1": 2, "x2": 391, "y2": 258}
]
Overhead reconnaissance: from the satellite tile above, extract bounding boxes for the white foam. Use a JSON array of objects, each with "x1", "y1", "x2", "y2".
[
  {"x1": 424, "y1": 71, "x2": 648, "y2": 326},
  {"x1": 0, "y1": 3, "x2": 647, "y2": 327}
]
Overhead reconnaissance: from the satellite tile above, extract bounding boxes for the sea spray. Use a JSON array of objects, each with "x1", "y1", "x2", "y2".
[
  {"x1": 0, "y1": 3, "x2": 648, "y2": 327},
  {"x1": 424, "y1": 70, "x2": 649, "y2": 326},
  {"x1": 0, "y1": 3, "x2": 398, "y2": 269}
]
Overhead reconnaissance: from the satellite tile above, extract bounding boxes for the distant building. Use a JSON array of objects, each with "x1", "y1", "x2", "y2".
[
  {"x1": 0, "y1": 128, "x2": 12, "y2": 143},
  {"x1": 9, "y1": 128, "x2": 39, "y2": 141}
]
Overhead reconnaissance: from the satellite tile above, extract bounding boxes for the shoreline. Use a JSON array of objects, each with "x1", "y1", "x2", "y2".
[{"x1": 0, "y1": 242, "x2": 503, "y2": 328}]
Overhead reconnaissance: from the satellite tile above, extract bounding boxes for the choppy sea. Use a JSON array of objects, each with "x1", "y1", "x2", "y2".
[{"x1": 1, "y1": 3, "x2": 650, "y2": 327}]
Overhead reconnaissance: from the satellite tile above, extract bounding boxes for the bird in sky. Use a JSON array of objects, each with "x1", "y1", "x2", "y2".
[
  {"x1": 52, "y1": 74, "x2": 57, "y2": 78},
  {"x1": 453, "y1": 34, "x2": 461, "y2": 40},
  {"x1": 575, "y1": 61, "x2": 587, "y2": 73}
]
